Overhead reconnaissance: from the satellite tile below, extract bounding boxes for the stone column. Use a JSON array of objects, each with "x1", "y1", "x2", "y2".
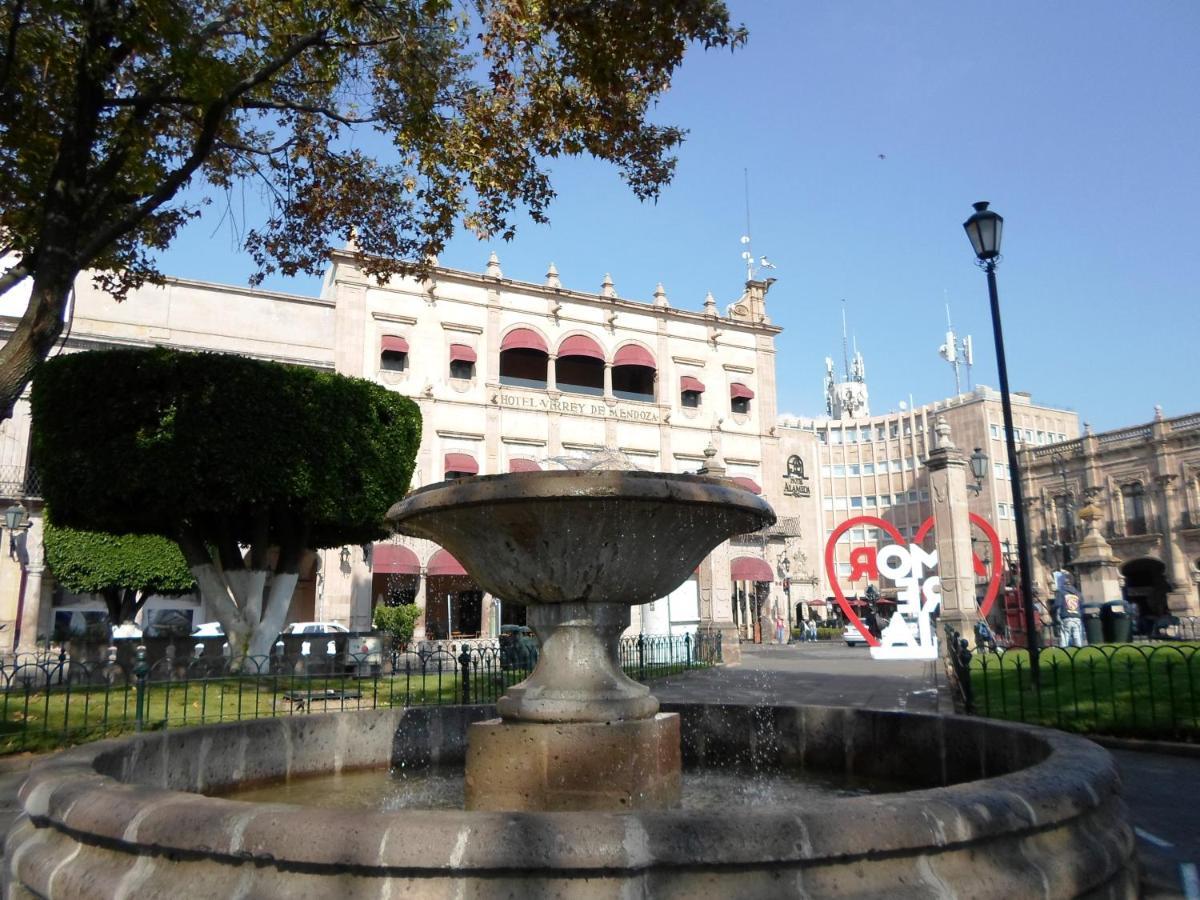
[
  {"x1": 1072, "y1": 504, "x2": 1124, "y2": 606},
  {"x1": 16, "y1": 565, "x2": 44, "y2": 651},
  {"x1": 480, "y1": 592, "x2": 495, "y2": 639},
  {"x1": 546, "y1": 354, "x2": 557, "y2": 392},
  {"x1": 1155, "y1": 474, "x2": 1195, "y2": 613},
  {"x1": 413, "y1": 569, "x2": 428, "y2": 641},
  {"x1": 694, "y1": 445, "x2": 741, "y2": 664},
  {"x1": 603, "y1": 363, "x2": 613, "y2": 399},
  {"x1": 923, "y1": 417, "x2": 978, "y2": 645}
]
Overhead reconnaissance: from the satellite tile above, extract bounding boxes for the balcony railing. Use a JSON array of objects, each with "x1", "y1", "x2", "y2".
[{"x1": 0, "y1": 466, "x2": 40, "y2": 500}]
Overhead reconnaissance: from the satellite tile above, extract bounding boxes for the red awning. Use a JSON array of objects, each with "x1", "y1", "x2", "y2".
[
  {"x1": 444, "y1": 452, "x2": 479, "y2": 475},
  {"x1": 427, "y1": 549, "x2": 468, "y2": 577},
  {"x1": 509, "y1": 458, "x2": 541, "y2": 473},
  {"x1": 613, "y1": 344, "x2": 655, "y2": 369},
  {"x1": 500, "y1": 328, "x2": 548, "y2": 354},
  {"x1": 807, "y1": 599, "x2": 827, "y2": 607},
  {"x1": 381, "y1": 335, "x2": 409, "y2": 353},
  {"x1": 680, "y1": 375, "x2": 706, "y2": 393},
  {"x1": 557, "y1": 334, "x2": 604, "y2": 360},
  {"x1": 730, "y1": 382, "x2": 755, "y2": 400},
  {"x1": 731, "y1": 476, "x2": 762, "y2": 495},
  {"x1": 372, "y1": 544, "x2": 419, "y2": 575},
  {"x1": 449, "y1": 343, "x2": 477, "y2": 363},
  {"x1": 731, "y1": 556, "x2": 773, "y2": 582}
]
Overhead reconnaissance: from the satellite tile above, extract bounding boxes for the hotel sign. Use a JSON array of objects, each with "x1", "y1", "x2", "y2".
[
  {"x1": 783, "y1": 455, "x2": 811, "y2": 497},
  {"x1": 491, "y1": 391, "x2": 661, "y2": 424}
]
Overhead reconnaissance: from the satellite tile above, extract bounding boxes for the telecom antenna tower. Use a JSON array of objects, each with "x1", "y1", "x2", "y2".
[{"x1": 938, "y1": 304, "x2": 973, "y2": 395}]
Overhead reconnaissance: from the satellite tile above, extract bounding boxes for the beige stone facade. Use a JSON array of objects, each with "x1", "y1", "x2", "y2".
[
  {"x1": 1020, "y1": 410, "x2": 1200, "y2": 618},
  {"x1": 0, "y1": 254, "x2": 787, "y2": 648}
]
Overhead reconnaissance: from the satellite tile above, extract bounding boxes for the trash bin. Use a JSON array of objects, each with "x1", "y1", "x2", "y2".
[
  {"x1": 1082, "y1": 604, "x2": 1104, "y2": 645},
  {"x1": 1101, "y1": 600, "x2": 1132, "y2": 643}
]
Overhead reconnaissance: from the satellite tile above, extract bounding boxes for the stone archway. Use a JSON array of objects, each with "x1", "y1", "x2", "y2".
[{"x1": 1120, "y1": 557, "x2": 1170, "y2": 622}]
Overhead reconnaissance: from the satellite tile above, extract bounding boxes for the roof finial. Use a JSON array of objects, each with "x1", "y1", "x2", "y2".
[
  {"x1": 601, "y1": 273, "x2": 616, "y2": 298},
  {"x1": 703, "y1": 290, "x2": 717, "y2": 317},
  {"x1": 653, "y1": 282, "x2": 669, "y2": 308},
  {"x1": 545, "y1": 263, "x2": 561, "y2": 289},
  {"x1": 486, "y1": 251, "x2": 502, "y2": 278}
]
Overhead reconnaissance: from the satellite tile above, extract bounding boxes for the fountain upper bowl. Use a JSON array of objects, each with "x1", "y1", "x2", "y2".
[{"x1": 387, "y1": 470, "x2": 775, "y2": 606}]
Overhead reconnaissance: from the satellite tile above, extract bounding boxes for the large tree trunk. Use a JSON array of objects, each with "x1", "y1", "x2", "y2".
[{"x1": 0, "y1": 271, "x2": 74, "y2": 421}]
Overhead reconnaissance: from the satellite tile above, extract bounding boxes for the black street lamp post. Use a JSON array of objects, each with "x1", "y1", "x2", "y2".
[{"x1": 963, "y1": 201, "x2": 1040, "y2": 684}]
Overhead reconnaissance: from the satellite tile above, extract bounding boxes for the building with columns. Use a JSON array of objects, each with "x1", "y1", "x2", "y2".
[
  {"x1": 0, "y1": 252, "x2": 790, "y2": 649},
  {"x1": 1020, "y1": 410, "x2": 1200, "y2": 618}
]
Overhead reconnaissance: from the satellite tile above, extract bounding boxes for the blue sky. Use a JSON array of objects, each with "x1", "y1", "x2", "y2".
[{"x1": 159, "y1": 1, "x2": 1200, "y2": 431}]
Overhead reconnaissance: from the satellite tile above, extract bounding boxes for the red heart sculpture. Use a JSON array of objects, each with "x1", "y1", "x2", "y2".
[{"x1": 825, "y1": 514, "x2": 1004, "y2": 647}]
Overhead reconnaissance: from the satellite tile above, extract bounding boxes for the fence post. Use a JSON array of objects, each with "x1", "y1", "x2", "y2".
[
  {"x1": 133, "y1": 644, "x2": 149, "y2": 732},
  {"x1": 459, "y1": 646, "x2": 472, "y2": 705},
  {"x1": 637, "y1": 634, "x2": 645, "y2": 681},
  {"x1": 715, "y1": 630, "x2": 723, "y2": 664},
  {"x1": 684, "y1": 632, "x2": 692, "y2": 669}
]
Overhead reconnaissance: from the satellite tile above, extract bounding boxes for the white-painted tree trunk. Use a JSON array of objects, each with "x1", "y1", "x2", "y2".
[{"x1": 188, "y1": 562, "x2": 299, "y2": 667}]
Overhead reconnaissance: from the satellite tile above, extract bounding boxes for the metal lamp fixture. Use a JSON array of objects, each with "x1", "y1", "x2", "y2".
[
  {"x1": 963, "y1": 201, "x2": 1003, "y2": 261},
  {"x1": 3, "y1": 502, "x2": 30, "y2": 558},
  {"x1": 963, "y1": 201, "x2": 1040, "y2": 684},
  {"x1": 968, "y1": 447, "x2": 988, "y2": 495}
]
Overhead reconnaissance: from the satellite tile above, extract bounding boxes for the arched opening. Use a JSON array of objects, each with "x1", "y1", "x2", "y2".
[
  {"x1": 731, "y1": 556, "x2": 773, "y2": 643},
  {"x1": 556, "y1": 334, "x2": 604, "y2": 396},
  {"x1": 499, "y1": 328, "x2": 549, "y2": 389},
  {"x1": 611, "y1": 344, "x2": 656, "y2": 402},
  {"x1": 371, "y1": 544, "x2": 420, "y2": 626},
  {"x1": 425, "y1": 549, "x2": 482, "y2": 640},
  {"x1": 1121, "y1": 557, "x2": 1171, "y2": 626}
]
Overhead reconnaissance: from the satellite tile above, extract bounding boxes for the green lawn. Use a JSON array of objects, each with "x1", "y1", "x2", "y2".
[
  {"x1": 969, "y1": 643, "x2": 1199, "y2": 739},
  {"x1": 0, "y1": 661, "x2": 701, "y2": 755}
]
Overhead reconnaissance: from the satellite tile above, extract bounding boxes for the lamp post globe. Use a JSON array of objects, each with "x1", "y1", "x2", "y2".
[
  {"x1": 970, "y1": 447, "x2": 988, "y2": 483},
  {"x1": 963, "y1": 201, "x2": 1004, "y2": 261}
]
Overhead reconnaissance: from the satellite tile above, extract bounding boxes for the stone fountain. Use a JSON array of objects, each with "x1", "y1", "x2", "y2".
[
  {"x1": 3, "y1": 470, "x2": 1137, "y2": 898},
  {"x1": 388, "y1": 469, "x2": 774, "y2": 811}
]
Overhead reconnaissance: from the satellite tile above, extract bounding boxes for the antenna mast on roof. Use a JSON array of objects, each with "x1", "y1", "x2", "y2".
[
  {"x1": 938, "y1": 301, "x2": 974, "y2": 396},
  {"x1": 841, "y1": 301, "x2": 850, "y2": 381},
  {"x1": 739, "y1": 168, "x2": 756, "y2": 282}
]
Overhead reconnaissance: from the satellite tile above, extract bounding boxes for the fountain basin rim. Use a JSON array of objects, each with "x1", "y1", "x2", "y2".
[
  {"x1": 15, "y1": 704, "x2": 1124, "y2": 874},
  {"x1": 387, "y1": 469, "x2": 776, "y2": 530}
]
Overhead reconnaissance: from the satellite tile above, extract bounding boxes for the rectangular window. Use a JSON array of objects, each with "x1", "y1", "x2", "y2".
[
  {"x1": 876, "y1": 460, "x2": 889, "y2": 474},
  {"x1": 920, "y1": 489, "x2": 930, "y2": 501},
  {"x1": 837, "y1": 563, "x2": 852, "y2": 577},
  {"x1": 990, "y1": 424, "x2": 1000, "y2": 439},
  {"x1": 890, "y1": 458, "x2": 901, "y2": 471},
  {"x1": 817, "y1": 430, "x2": 828, "y2": 444},
  {"x1": 834, "y1": 497, "x2": 848, "y2": 510},
  {"x1": 879, "y1": 495, "x2": 892, "y2": 508},
  {"x1": 820, "y1": 465, "x2": 832, "y2": 478},
  {"x1": 908, "y1": 491, "x2": 919, "y2": 503},
  {"x1": 876, "y1": 426, "x2": 886, "y2": 441},
  {"x1": 890, "y1": 424, "x2": 899, "y2": 438},
  {"x1": 681, "y1": 390, "x2": 701, "y2": 409},
  {"x1": 904, "y1": 424, "x2": 912, "y2": 436},
  {"x1": 865, "y1": 495, "x2": 877, "y2": 507},
  {"x1": 862, "y1": 462, "x2": 875, "y2": 475},
  {"x1": 850, "y1": 527, "x2": 865, "y2": 542},
  {"x1": 449, "y1": 359, "x2": 475, "y2": 380},
  {"x1": 832, "y1": 465, "x2": 846, "y2": 478},
  {"x1": 850, "y1": 496, "x2": 863, "y2": 508},
  {"x1": 848, "y1": 464, "x2": 860, "y2": 476},
  {"x1": 896, "y1": 493, "x2": 907, "y2": 505},
  {"x1": 860, "y1": 428, "x2": 871, "y2": 442},
  {"x1": 829, "y1": 429, "x2": 842, "y2": 444},
  {"x1": 822, "y1": 498, "x2": 833, "y2": 510},
  {"x1": 994, "y1": 462, "x2": 1006, "y2": 480},
  {"x1": 1025, "y1": 429, "x2": 1034, "y2": 442},
  {"x1": 846, "y1": 430, "x2": 858, "y2": 444}
]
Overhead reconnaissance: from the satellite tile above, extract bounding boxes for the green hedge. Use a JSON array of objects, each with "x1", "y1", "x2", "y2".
[{"x1": 31, "y1": 348, "x2": 422, "y2": 548}]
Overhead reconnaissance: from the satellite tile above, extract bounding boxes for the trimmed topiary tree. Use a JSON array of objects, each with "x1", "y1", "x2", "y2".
[
  {"x1": 32, "y1": 348, "x2": 421, "y2": 662},
  {"x1": 43, "y1": 519, "x2": 195, "y2": 627}
]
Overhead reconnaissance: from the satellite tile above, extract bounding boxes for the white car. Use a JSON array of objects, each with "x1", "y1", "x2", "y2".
[
  {"x1": 280, "y1": 622, "x2": 349, "y2": 635},
  {"x1": 191, "y1": 622, "x2": 225, "y2": 638},
  {"x1": 278, "y1": 622, "x2": 381, "y2": 676},
  {"x1": 842, "y1": 624, "x2": 869, "y2": 646}
]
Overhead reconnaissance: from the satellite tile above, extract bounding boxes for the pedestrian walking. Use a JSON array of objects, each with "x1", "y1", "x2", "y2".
[{"x1": 1055, "y1": 576, "x2": 1086, "y2": 648}]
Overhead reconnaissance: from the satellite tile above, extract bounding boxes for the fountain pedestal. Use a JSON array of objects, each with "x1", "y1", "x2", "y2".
[{"x1": 466, "y1": 601, "x2": 681, "y2": 810}]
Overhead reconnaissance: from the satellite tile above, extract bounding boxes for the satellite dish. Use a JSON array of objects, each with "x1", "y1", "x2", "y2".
[
  {"x1": 740, "y1": 235, "x2": 751, "y2": 244},
  {"x1": 899, "y1": 401, "x2": 908, "y2": 411}
]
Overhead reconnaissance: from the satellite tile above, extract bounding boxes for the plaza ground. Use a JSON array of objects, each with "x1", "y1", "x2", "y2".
[{"x1": 1, "y1": 641, "x2": 1196, "y2": 897}]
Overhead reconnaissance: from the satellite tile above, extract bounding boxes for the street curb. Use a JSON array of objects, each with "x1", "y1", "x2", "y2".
[
  {"x1": 0, "y1": 751, "x2": 58, "y2": 775},
  {"x1": 1089, "y1": 735, "x2": 1200, "y2": 759}
]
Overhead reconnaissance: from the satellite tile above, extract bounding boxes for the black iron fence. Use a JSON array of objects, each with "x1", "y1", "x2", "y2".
[
  {"x1": 944, "y1": 624, "x2": 1198, "y2": 740},
  {"x1": 0, "y1": 631, "x2": 720, "y2": 755}
]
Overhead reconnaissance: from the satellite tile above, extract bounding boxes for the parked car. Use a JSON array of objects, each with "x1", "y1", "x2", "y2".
[
  {"x1": 191, "y1": 622, "x2": 225, "y2": 638},
  {"x1": 842, "y1": 624, "x2": 868, "y2": 646},
  {"x1": 278, "y1": 622, "x2": 381, "y2": 676},
  {"x1": 111, "y1": 622, "x2": 143, "y2": 639}
]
